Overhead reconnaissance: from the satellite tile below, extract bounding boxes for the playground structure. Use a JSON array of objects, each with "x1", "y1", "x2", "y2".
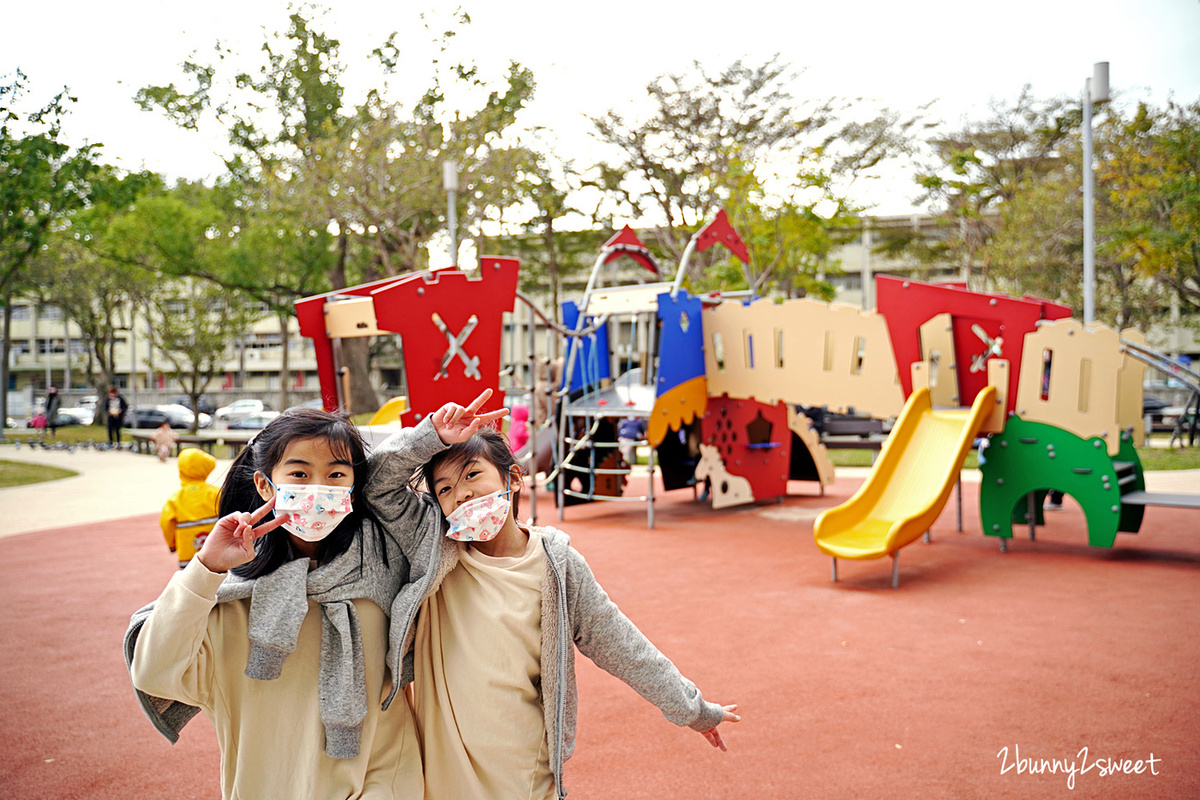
[{"x1": 294, "y1": 209, "x2": 1200, "y2": 585}]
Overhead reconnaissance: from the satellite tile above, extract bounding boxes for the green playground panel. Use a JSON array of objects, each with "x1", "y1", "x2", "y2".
[{"x1": 980, "y1": 417, "x2": 1145, "y2": 548}]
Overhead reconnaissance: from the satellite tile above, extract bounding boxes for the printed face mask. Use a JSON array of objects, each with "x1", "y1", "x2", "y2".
[
  {"x1": 266, "y1": 477, "x2": 354, "y2": 542},
  {"x1": 445, "y1": 484, "x2": 511, "y2": 542}
]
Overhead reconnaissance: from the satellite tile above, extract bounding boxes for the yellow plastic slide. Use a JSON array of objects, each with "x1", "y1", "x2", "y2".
[{"x1": 814, "y1": 386, "x2": 997, "y2": 581}]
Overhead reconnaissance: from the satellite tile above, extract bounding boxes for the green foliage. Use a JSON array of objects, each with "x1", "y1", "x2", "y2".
[
  {"x1": 142, "y1": 280, "x2": 263, "y2": 431},
  {"x1": 0, "y1": 71, "x2": 101, "y2": 296},
  {"x1": 909, "y1": 87, "x2": 1075, "y2": 277},
  {"x1": 906, "y1": 87, "x2": 1199, "y2": 331},
  {"x1": 1102, "y1": 101, "x2": 1200, "y2": 316}
]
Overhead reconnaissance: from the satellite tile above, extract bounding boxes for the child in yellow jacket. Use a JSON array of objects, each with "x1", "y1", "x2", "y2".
[{"x1": 160, "y1": 448, "x2": 221, "y2": 568}]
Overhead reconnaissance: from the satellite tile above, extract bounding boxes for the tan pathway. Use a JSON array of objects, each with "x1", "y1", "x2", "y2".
[{"x1": 0, "y1": 443, "x2": 232, "y2": 538}]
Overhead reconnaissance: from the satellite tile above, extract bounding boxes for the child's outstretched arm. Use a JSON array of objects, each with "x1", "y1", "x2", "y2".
[{"x1": 565, "y1": 547, "x2": 740, "y2": 748}]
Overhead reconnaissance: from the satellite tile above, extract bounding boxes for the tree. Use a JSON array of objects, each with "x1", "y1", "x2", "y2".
[
  {"x1": 0, "y1": 71, "x2": 100, "y2": 433},
  {"x1": 143, "y1": 280, "x2": 262, "y2": 431},
  {"x1": 907, "y1": 87, "x2": 1076, "y2": 284},
  {"x1": 588, "y1": 56, "x2": 918, "y2": 294},
  {"x1": 136, "y1": 9, "x2": 542, "y2": 412},
  {"x1": 25, "y1": 170, "x2": 165, "y2": 412},
  {"x1": 503, "y1": 153, "x2": 602, "y2": 325},
  {"x1": 1102, "y1": 101, "x2": 1200, "y2": 319}
]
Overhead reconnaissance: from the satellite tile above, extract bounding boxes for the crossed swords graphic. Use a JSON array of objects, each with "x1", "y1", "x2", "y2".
[
  {"x1": 969, "y1": 323, "x2": 1004, "y2": 373},
  {"x1": 432, "y1": 312, "x2": 481, "y2": 380}
]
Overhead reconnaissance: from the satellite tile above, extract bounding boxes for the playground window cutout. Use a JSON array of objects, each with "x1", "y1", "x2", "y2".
[
  {"x1": 823, "y1": 331, "x2": 835, "y2": 372},
  {"x1": 1040, "y1": 349, "x2": 1053, "y2": 401},
  {"x1": 679, "y1": 310, "x2": 690, "y2": 333},
  {"x1": 746, "y1": 411, "x2": 772, "y2": 445},
  {"x1": 774, "y1": 328, "x2": 784, "y2": 368},
  {"x1": 851, "y1": 336, "x2": 867, "y2": 375},
  {"x1": 712, "y1": 332, "x2": 726, "y2": 371},
  {"x1": 1078, "y1": 358, "x2": 1092, "y2": 413},
  {"x1": 744, "y1": 331, "x2": 755, "y2": 369}
]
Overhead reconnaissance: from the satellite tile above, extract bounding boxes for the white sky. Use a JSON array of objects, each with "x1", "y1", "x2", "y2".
[{"x1": 5, "y1": 0, "x2": 1199, "y2": 220}]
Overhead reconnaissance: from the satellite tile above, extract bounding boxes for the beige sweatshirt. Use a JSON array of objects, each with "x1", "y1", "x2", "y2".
[{"x1": 130, "y1": 559, "x2": 423, "y2": 800}]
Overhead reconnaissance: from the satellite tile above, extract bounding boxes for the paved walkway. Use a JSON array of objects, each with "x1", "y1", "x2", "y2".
[{"x1": 0, "y1": 443, "x2": 232, "y2": 539}]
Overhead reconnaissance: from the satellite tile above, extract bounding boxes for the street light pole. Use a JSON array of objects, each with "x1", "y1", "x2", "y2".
[
  {"x1": 1082, "y1": 61, "x2": 1109, "y2": 324},
  {"x1": 443, "y1": 160, "x2": 459, "y2": 267}
]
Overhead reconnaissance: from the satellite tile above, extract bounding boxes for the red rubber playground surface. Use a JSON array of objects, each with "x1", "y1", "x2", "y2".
[{"x1": 2, "y1": 475, "x2": 1199, "y2": 799}]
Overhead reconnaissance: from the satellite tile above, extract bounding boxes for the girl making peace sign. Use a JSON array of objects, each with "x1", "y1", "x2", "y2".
[{"x1": 126, "y1": 393, "x2": 504, "y2": 799}]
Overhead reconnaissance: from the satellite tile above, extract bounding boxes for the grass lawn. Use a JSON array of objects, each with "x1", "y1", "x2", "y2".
[
  {"x1": 0, "y1": 460, "x2": 78, "y2": 488},
  {"x1": 2, "y1": 425, "x2": 113, "y2": 447}
]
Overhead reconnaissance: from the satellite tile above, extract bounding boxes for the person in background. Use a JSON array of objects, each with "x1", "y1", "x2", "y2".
[
  {"x1": 149, "y1": 421, "x2": 180, "y2": 462},
  {"x1": 159, "y1": 448, "x2": 221, "y2": 569},
  {"x1": 508, "y1": 403, "x2": 531, "y2": 471},
  {"x1": 617, "y1": 416, "x2": 647, "y2": 466},
  {"x1": 105, "y1": 385, "x2": 129, "y2": 446},
  {"x1": 45, "y1": 385, "x2": 62, "y2": 438}
]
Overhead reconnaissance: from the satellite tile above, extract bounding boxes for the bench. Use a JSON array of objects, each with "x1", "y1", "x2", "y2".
[
  {"x1": 1120, "y1": 491, "x2": 1200, "y2": 510},
  {"x1": 129, "y1": 430, "x2": 255, "y2": 459}
]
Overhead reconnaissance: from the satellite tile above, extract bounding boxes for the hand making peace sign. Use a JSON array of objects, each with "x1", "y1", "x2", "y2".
[
  {"x1": 196, "y1": 496, "x2": 292, "y2": 574},
  {"x1": 430, "y1": 388, "x2": 509, "y2": 445}
]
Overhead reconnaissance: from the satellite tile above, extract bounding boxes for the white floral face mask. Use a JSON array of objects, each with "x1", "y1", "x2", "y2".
[
  {"x1": 444, "y1": 482, "x2": 512, "y2": 542},
  {"x1": 266, "y1": 477, "x2": 354, "y2": 542}
]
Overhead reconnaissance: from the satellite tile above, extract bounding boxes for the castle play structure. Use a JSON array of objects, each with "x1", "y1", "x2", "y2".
[{"x1": 295, "y1": 211, "x2": 1200, "y2": 587}]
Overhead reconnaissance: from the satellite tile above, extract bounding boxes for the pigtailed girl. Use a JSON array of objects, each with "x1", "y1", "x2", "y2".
[{"x1": 125, "y1": 399, "x2": 502, "y2": 800}]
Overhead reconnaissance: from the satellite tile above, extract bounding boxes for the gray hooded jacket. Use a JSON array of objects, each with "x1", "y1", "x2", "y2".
[{"x1": 367, "y1": 420, "x2": 726, "y2": 798}]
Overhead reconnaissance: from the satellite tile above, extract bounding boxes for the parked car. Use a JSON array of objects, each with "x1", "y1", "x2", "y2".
[
  {"x1": 125, "y1": 404, "x2": 212, "y2": 429},
  {"x1": 55, "y1": 407, "x2": 94, "y2": 426},
  {"x1": 215, "y1": 399, "x2": 269, "y2": 423},
  {"x1": 169, "y1": 394, "x2": 217, "y2": 415},
  {"x1": 227, "y1": 411, "x2": 282, "y2": 430}
]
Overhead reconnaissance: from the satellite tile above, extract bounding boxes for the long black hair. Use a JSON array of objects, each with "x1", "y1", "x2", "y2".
[
  {"x1": 222, "y1": 407, "x2": 383, "y2": 579},
  {"x1": 419, "y1": 425, "x2": 522, "y2": 523}
]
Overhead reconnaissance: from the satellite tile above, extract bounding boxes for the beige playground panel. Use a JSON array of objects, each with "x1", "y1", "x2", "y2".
[
  {"x1": 787, "y1": 406, "x2": 835, "y2": 488},
  {"x1": 694, "y1": 443, "x2": 755, "y2": 509},
  {"x1": 917, "y1": 313, "x2": 961, "y2": 407},
  {"x1": 702, "y1": 298, "x2": 905, "y2": 420},
  {"x1": 910, "y1": 357, "x2": 1007, "y2": 434},
  {"x1": 1014, "y1": 320, "x2": 1146, "y2": 455},
  {"x1": 323, "y1": 295, "x2": 387, "y2": 338}
]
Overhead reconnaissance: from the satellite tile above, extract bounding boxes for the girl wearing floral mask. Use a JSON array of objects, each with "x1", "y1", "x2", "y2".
[
  {"x1": 126, "y1": 397, "x2": 503, "y2": 800},
  {"x1": 366, "y1": 414, "x2": 740, "y2": 800}
]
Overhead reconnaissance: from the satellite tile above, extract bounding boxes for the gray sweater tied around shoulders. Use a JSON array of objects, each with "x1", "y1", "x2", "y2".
[{"x1": 124, "y1": 519, "x2": 404, "y2": 759}]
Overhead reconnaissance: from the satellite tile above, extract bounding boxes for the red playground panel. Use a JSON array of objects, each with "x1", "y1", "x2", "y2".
[
  {"x1": 701, "y1": 396, "x2": 791, "y2": 503},
  {"x1": 875, "y1": 275, "x2": 1072, "y2": 414},
  {"x1": 295, "y1": 258, "x2": 520, "y2": 421}
]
